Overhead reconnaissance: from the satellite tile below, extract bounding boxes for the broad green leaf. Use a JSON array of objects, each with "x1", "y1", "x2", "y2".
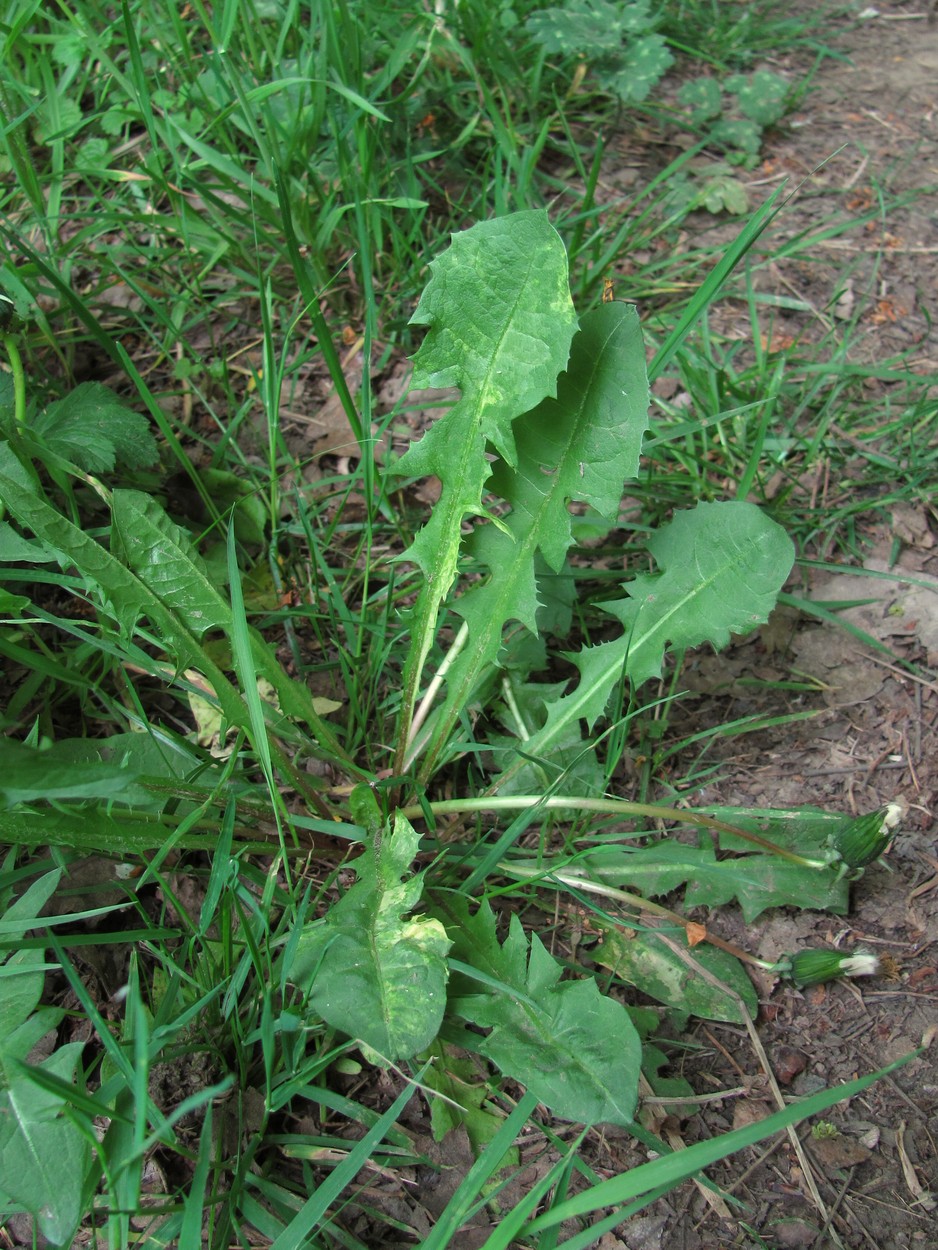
[
  {"x1": 418, "y1": 302, "x2": 649, "y2": 778},
  {"x1": 111, "y1": 491, "x2": 343, "y2": 754},
  {"x1": 289, "y1": 808, "x2": 450, "y2": 1059},
  {"x1": 702, "y1": 805, "x2": 865, "y2": 858},
  {"x1": 678, "y1": 77, "x2": 723, "y2": 123},
  {"x1": 0, "y1": 520, "x2": 61, "y2": 562},
  {"x1": 0, "y1": 465, "x2": 199, "y2": 641},
  {"x1": 198, "y1": 467, "x2": 267, "y2": 545},
  {"x1": 595, "y1": 36, "x2": 674, "y2": 103},
  {"x1": 31, "y1": 382, "x2": 158, "y2": 472},
  {"x1": 608, "y1": 501, "x2": 795, "y2": 687},
  {"x1": 0, "y1": 1006, "x2": 63, "y2": 1072},
  {"x1": 0, "y1": 439, "x2": 40, "y2": 494},
  {"x1": 591, "y1": 924, "x2": 758, "y2": 1024},
  {"x1": 494, "y1": 501, "x2": 793, "y2": 789},
  {"x1": 111, "y1": 488, "x2": 231, "y2": 636},
  {"x1": 0, "y1": 949, "x2": 47, "y2": 1046},
  {"x1": 0, "y1": 870, "x2": 62, "y2": 944},
  {"x1": 0, "y1": 1042, "x2": 90, "y2": 1248},
  {"x1": 487, "y1": 676, "x2": 605, "y2": 801},
  {"x1": 525, "y1": 0, "x2": 645, "y2": 54},
  {"x1": 0, "y1": 739, "x2": 147, "y2": 809},
  {"x1": 390, "y1": 210, "x2": 577, "y2": 751},
  {"x1": 641, "y1": 1040, "x2": 695, "y2": 1115},
  {"x1": 710, "y1": 117, "x2": 762, "y2": 157},
  {"x1": 432, "y1": 894, "x2": 640, "y2": 1126},
  {"x1": 727, "y1": 71, "x2": 790, "y2": 128},
  {"x1": 531, "y1": 840, "x2": 848, "y2": 922},
  {"x1": 0, "y1": 588, "x2": 29, "y2": 613},
  {"x1": 0, "y1": 806, "x2": 262, "y2": 854}
]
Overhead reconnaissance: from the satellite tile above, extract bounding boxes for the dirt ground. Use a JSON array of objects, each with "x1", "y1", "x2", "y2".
[{"x1": 588, "y1": 5, "x2": 938, "y2": 1248}]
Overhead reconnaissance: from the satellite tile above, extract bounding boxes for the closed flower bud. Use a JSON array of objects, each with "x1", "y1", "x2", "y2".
[
  {"x1": 831, "y1": 808, "x2": 896, "y2": 870},
  {"x1": 785, "y1": 949, "x2": 880, "y2": 988}
]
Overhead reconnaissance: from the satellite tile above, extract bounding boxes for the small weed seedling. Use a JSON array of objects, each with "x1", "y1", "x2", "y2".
[
  {"x1": 0, "y1": 212, "x2": 907, "y2": 1245},
  {"x1": 678, "y1": 69, "x2": 794, "y2": 166}
]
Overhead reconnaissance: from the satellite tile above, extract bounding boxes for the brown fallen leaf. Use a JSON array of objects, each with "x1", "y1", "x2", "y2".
[{"x1": 809, "y1": 1134, "x2": 873, "y2": 1170}]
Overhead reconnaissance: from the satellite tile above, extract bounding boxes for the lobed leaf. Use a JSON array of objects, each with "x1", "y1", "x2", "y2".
[
  {"x1": 536, "y1": 840, "x2": 848, "y2": 922},
  {"x1": 0, "y1": 471, "x2": 343, "y2": 757},
  {"x1": 30, "y1": 382, "x2": 158, "y2": 473},
  {"x1": 391, "y1": 211, "x2": 577, "y2": 753},
  {"x1": 432, "y1": 894, "x2": 641, "y2": 1126},
  {"x1": 289, "y1": 802, "x2": 451, "y2": 1060},
  {"x1": 493, "y1": 500, "x2": 793, "y2": 789},
  {"x1": 418, "y1": 302, "x2": 649, "y2": 777}
]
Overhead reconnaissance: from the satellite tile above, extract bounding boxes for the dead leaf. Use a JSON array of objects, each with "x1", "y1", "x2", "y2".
[
  {"x1": 897, "y1": 1120, "x2": 937, "y2": 1210},
  {"x1": 732, "y1": 1099, "x2": 771, "y2": 1130},
  {"x1": 892, "y1": 503, "x2": 935, "y2": 550},
  {"x1": 868, "y1": 296, "x2": 907, "y2": 324},
  {"x1": 685, "y1": 921, "x2": 707, "y2": 947},
  {"x1": 810, "y1": 1134, "x2": 873, "y2": 1170},
  {"x1": 773, "y1": 1045, "x2": 809, "y2": 1085},
  {"x1": 771, "y1": 1218, "x2": 822, "y2": 1249}
]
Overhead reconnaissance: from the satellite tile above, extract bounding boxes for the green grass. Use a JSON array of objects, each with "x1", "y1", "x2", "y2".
[{"x1": 1, "y1": 0, "x2": 934, "y2": 1245}]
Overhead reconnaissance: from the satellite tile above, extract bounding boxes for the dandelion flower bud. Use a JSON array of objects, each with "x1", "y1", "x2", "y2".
[{"x1": 785, "y1": 949, "x2": 880, "y2": 988}]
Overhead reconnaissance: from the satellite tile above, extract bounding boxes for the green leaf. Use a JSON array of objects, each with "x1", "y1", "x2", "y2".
[
  {"x1": 418, "y1": 302, "x2": 649, "y2": 778},
  {"x1": 0, "y1": 871, "x2": 62, "y2": 947},
  {"x1": 710, "y1": 117, "x2": 762, "y2": 157},
  {"x1": 0, "y1": 1043, "x2": 90, "y2": 1248},
  {"x1": 31, "y1": 382, "x2": 158, "y2": 472},
  {"x1": 109, "y1": 491, "x2": 344, "y2": 753},
  {"x1": 700, "y1": 173, "x2": 750, "y2": 215},
  {"x1": 0, "y1": 887, "x2": 88, "y2": 1249},
  {"x1": 0, "y1": 470, "x2": 346, "y2": 770},
  {"x1": 0, "y1": 440, "x2": 40, "y2": 495},
  {"x1": 32, "y1": 96, "x2": 84, "y2": 144},
  {"x1": 198, "y1": 467, "x2": 267, "y2": 545},
  {"x1": 432, "y1": 894, "x2": 641, "y2": 1126},
  {"x1": 727, "y1": 70, "x2": 790, "y2": 128},
  {"x1": 390, "y1": 211, "x2": 577, "y2": 749},
  {"x1": 591, "y1": 923, "x2": 758, "y2": 1024},
  {"x1": 609, "y1": 501, "x2": 795, "y2": 686},
  {"x1": 0, "y1": 739, "x2": 148, "y2": 809},
  {"x1": 537, "y1": 840, "x2": 847, "y2": 922},
  {"x1": 595, "y1": 37, "x2": 674, "y2": 103},
  {"x1": 678, "y1": 77, "x2": 723, "y2": 123},
  {"x1": 525, "y1": 0, "x2": 631, "y2": 55},
  {"x1": 422, "y1": 1042, "x2": 511, "y2": 1156},
  {"x1": 0, "y1": 805, "x2": 249, "y2": 854},
  {"x1": 641, "y1": 1039, "x2": 695, "y2": 1115},
  {"x1": 0, "y1": 520, "x2": 62, "y2": 562},
  {"x1": 0, "y1": 949, "x2": 48, "y2": 1046},
  {"x1": 111, "y1": 488, "x2": 231, "y2": 636},
  {"x1": 289, "y1": 810, "x2": 451, "y2": 1059},
  {"x1": 700, "y1": 805, "x2": 846, "y2": 854},
  {"x1": 493, "y1": 501, "x2": 793, "y2": 789}
]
